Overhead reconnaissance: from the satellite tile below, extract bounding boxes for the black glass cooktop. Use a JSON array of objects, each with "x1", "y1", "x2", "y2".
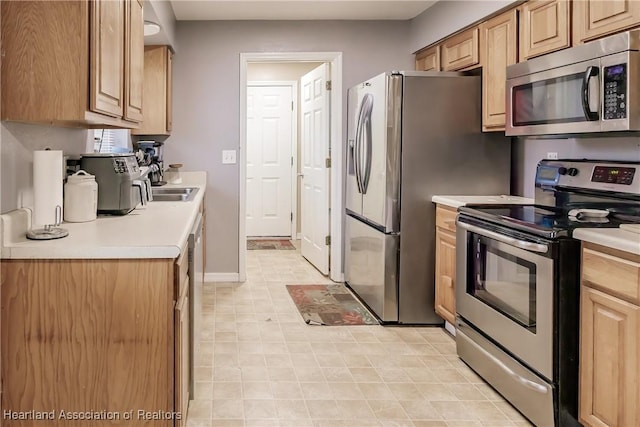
[{"x1": 459, "y1": 204, "x2": 640, "y2": 239}]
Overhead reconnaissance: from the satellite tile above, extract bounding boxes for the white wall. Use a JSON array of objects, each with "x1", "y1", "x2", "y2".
[
  {"x1": 169, "y1": 20, "x2": 413, "y2": 274},
  {"x1": 409, "y1": 0, "x2": 517, "y2": 53},
  {"x1": 1, "y1": 123, "x2": 89, "y2": 213}
]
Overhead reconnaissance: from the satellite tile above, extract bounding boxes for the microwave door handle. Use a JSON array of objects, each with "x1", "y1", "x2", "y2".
[
  {"x1": 582, "y1": 66, "x2": 600, "y2": 121},
  {"x1": 457, "y1": 221, "x2": 549, "y2": 254}
]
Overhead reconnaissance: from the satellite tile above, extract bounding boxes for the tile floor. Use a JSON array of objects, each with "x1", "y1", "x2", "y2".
[{"x1": 188, "y1": 244, "x2": 533, "y2": 427}]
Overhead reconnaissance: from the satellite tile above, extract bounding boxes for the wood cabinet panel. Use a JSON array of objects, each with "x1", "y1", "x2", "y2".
[
  {"x1": 174, "y1": 277, "x2": 190, "y2": 426},
  {"x1": 441, "y1": 27, "x2": 480, "y2": 71},
  {"x1": 124, "y1": 0, "x2": 144, "y2": 122},
  {"x1": 90, "y1": 0, "x2": 125, "y2": 118},
  {"x1": 480, "y1": 9, "x2": 518, "y2": 131},
  {"x1": 435, "y1": 228, "x2": 457, "y2": 324},
  {"x1": 573, "y1": 0, "x2": 640, "y2": 44},
  {"x1": 520, "y1": 0, "x2": 570, "y2": 59},
  {"x1": 580, "y1": 286, "x2": 640, "y2": 427},
  {"x1": 132, "y1": 46, "x2": 172, "y2": 136},
  {"x1": 583, "y1": 245, "x2": 640, "y2": 304},
  {"x1": 1, "y1": 259, "x2": 174, "y2": 426},
  {"x1": 415, "y1": 45, "x2": 440, "y2": 71}
]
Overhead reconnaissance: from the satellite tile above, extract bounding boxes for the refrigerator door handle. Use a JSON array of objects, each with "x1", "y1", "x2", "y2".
[
  {"x1": 356, "y1": 93, "x2": 373, "y2": 194},
  {"x1": 361, "y1": 95, "x2": 373, "y2": 194},
  {"x1": 354, "y1": 105, "x2": 364, "y2": 194}
]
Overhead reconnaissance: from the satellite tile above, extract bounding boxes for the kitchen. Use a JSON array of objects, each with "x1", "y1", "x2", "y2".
[{"x1": 2, "y1": 0, "x2": 640, "y2": 426}]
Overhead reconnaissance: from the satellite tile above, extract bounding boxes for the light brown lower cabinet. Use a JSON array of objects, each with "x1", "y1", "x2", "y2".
[
  {"x1": 435, "y1": 204, "x2": 458, "y2": 324},
  {"x1": 580, "y1": 244, "x2": 640, "y2": 427},
  {"x1": 0, "y1": 257, "x2": 188, "y2": 426}
]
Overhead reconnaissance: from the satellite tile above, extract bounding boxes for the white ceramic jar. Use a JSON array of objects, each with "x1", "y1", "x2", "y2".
[{"x1": 64, "y1": 170, "x2": 98, "y2": 222}]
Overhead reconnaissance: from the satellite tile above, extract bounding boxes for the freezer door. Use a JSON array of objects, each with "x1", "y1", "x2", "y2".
[{"x1": 344, "y1": 215, "x2": 398, "y2": 322}]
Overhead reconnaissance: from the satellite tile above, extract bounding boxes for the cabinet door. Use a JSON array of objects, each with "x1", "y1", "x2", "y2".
[
  {"x1": 435, "y1": 228, "x2": 456, "y2": 324},
  {"x1": 415, "y1": 45, "x2": 440, "y2": 71},
  {"x1": 520, "y1": 0, "x2": 570, "y2": 60},
  {"x1": 480, "y1": 9, "x2": 518, "y2": 131},
  {"x1": 132, "y1": 46, "x2": 170, "y2": 135},
  {"x1": 574, "y1": 0, "x2": 640, "y2": 44},
  {"x1": 167, "y1": 50, "x2": 173, "y2": 132},
  {"x1": 441, "y1": 27, "x2": 480, "y2": 71},
  {"x1": 580, "y1": 286, "x2": 639, "y2": 427},
  {"x1": 175, "y1": 278, "x2": 190, "y2": 426},
  {"x1": 90, "y1": 0, "x2": 125, "y2": 118},
  {"x1": 124, "y1": 0, "x2": 144, "y2": 122}
]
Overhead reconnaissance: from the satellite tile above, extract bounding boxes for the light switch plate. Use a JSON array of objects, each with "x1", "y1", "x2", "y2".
[{"x1": 222, "y1": 150, "x2": 237, "y2": 164}]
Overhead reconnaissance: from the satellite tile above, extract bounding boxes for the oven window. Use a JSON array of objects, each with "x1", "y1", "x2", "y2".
[
  {"x1": 470, "y1": 236, "x2": 537, "y2": 330},
  {"x1": 513, "y1": 72, "x2": 586, "y2": 126}
]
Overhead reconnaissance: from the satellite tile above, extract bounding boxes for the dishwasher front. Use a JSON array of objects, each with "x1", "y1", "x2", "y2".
[{"x1": 188, "y1": 212, "x2": 204, "y2": 398}]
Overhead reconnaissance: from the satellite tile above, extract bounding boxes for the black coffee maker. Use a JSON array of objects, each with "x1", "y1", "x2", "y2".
[{"x1": 135, "y1": 141, "x2": 166, "y2": 186}]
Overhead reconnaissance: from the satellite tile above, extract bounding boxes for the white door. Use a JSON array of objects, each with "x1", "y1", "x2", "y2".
[
  {"x1": 300, "y1": 64, "x2": 330, "y2": 274},
  {"x1": 246, "y1": 85, "x2": 294, "y2": 237}
]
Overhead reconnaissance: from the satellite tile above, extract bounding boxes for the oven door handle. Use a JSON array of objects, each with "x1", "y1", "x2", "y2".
[{"x1": 457, "y1": 221, "x2": 549, "y2": 254}]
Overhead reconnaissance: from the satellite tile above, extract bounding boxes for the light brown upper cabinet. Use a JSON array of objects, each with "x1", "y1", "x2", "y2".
[
  {"x1": 415, "y1": 45, "x2": 441, "y2": 71},
  {"x1": 520, "y1": 0, "x2": 570, "y2": 59},
  {"x1": 124, "y1": 0, "x2": 144, "y2": 123},
  {"x1": 480, "y1": 9, "x2": 518, "y2": 131},
  {"x1": 1, "y1": 0, "x2": 144, "y2": 128},
  {"x1": 132, "y1": 46, "x2": 174, "y2": 136},
  {"x1": 574, "y1": 0, "x2": 640, "y2": 44},
  {"x1": 441, "y1": 27, "x2": 481, "y2": 71}
]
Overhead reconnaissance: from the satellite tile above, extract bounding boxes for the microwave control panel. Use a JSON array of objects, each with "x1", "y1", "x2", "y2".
[{"x1": 604, "y1": 64, "x2": 627, "y2": 120}]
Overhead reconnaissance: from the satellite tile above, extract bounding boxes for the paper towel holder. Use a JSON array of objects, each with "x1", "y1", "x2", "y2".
[{"x1": 26, "y1": 205, "x2": 69, "y2": 240}]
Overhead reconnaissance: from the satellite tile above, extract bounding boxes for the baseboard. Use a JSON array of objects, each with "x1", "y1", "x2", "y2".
[{"x1": 204, "y1": 272, "x2": 240, "y2": 282}]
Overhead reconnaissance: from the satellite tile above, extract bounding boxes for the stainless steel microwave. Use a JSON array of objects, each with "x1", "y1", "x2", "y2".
[{"x1": 506, "y1": 30, "x2": 640, "y2": 136}]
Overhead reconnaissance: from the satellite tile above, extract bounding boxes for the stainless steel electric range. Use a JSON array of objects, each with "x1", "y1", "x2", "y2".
[{"x1": 455, "y1": 160, "x2": 640, "y2": 427}]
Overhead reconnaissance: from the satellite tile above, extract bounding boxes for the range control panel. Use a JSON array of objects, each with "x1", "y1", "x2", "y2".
[
  {"x1": 591, "y1": 166, "x2": 635, "y2": 185},
  {"x1": 603, "y1": 64, "x2": 627, "y2": 120},
  {"x1": 536, "y1": 160, "x2": 640, "y2": 195}
]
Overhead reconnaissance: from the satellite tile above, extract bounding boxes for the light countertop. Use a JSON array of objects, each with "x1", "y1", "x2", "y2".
[
  {"x1": 432, "y1": 195, "x2": 534, "y2": 209},
  {"x1": 573, "y1": 228, "x2": 640, "y2": 256},
  {"x1": 1, "y1": 172, "x2": 206, "y2": 259}
]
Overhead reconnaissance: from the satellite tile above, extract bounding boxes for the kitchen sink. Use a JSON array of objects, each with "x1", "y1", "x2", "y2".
[{"x1": 151, "y1": 187, "x2": 199, "y2": 202}]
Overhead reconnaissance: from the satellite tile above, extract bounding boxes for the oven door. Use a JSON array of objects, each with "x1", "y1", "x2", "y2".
[{"x1": 456, "y1": 218, "x2": 554, "y2": 380}]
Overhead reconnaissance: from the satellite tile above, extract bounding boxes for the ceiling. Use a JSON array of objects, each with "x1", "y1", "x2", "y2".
[{"x1": 169, "y1": 1, "x2": 438, "y2": 21}]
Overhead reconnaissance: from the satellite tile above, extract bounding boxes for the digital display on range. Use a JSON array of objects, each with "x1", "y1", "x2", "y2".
[{"x1": 591, "y1": 166, "x2": 635, "y2": 185}]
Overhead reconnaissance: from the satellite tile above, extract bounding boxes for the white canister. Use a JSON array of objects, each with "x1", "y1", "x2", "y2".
[{"x1": 64, "y1": 170, "x2": 98, "y2": 222}]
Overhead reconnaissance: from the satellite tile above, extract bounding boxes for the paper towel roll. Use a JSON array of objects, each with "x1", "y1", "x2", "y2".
[{"x1": 33, "y1": 150, "x2": 64, "y2": 227}]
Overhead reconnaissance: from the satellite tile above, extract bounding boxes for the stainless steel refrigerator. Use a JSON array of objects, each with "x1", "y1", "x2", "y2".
[{"x1": 344, "y1": 71, "x2": 512, "y2": 324}]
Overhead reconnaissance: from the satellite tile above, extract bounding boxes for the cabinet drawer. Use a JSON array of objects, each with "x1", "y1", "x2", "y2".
[
  {"x1": 441, "y1": 27, "x2": 480, "y2": 71},
  {"x1": 435, "y1": 205, "x2": 458, "y2": 233},
  {"x1": 582, "y1": 245, "x2": 640, "y2": 304}
]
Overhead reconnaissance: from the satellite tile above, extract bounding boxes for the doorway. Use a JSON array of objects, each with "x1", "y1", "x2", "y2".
[{"x1": 239, "y1": 52, "x2": 343, "y2": 282}]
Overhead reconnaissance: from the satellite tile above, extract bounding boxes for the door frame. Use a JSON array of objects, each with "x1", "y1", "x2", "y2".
[
  {"x1": 239, "y1": 52, "x2": 343, "y2": 282},
  {"x1": 246, "y1": 80, "x2": 298, "y2": 239}
]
